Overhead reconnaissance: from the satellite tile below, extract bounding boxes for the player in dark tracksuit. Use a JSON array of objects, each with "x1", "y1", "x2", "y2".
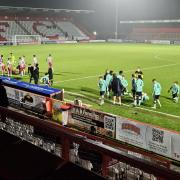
[
  {"x1": 131, "y1": 74, "x2": 137, "y2": 101},
  {"x1": 33, "y1": 64, "x2": 39, "y2": 85},
  {"x1": 48, "y1": 67, "x2": 53, "y2": 86},
  {"x1": 111, "y1": 73, "x2": 123, "y2": 105},
  {"x1": 29, "y1": 65, "x2": 34, "y2": 83}
]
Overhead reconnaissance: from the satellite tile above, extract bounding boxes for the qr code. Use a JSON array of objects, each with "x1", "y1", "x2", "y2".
[
  {"x1": 152, "y1": 128, "x2": 164, "y2": 143},
  {"x1": 104, "y1": 116, "x2": 115, "y2": 131}
]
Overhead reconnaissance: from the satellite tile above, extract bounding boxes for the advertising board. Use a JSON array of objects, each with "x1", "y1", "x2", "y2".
[
  {"x1": 116, "y1": 117, "x2": 147, "y2": 149},
  {"x1": 68, "y1": 105, "x2": 116, "y2": 138}
]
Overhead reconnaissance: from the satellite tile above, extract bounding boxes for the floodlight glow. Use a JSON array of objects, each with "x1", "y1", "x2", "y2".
[{"x1": 93, "y1": 31, "x2": 97, "y2": 36}]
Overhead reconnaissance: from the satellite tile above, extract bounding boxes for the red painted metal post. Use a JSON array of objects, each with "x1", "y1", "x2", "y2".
[
  {"x1": 61, "y1": 136, "x2": 70, "y2": 161},
  {"x1": 102, "y1": 154, "x2": 111, "y2": 177}
]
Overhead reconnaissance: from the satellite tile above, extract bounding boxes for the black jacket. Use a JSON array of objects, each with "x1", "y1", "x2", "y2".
[
  {"x1": 48, "y1": 67, "x2": 53, "y2": 80},
  {"x1": 0, "y1": 86, "x2": 9, "y2": 107},
  {"x1": 33, "y1": 67, "x2": 39, "y2": 79},
  {"x1": 111, "y1": 77, "x2": 123, "y2": 93}
]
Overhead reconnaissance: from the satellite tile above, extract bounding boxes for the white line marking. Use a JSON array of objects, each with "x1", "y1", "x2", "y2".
[
  {"x1": 54, "y1": 62, "x2": 180, "y2": 84},
  {"x1": 154, "y1": 53, "x2": 180, "y2": 62},
  {"x1": 65, "y1": 90, "x2": 180, "y2": 119},
  {"x1": 65, "y1": 91, "x2": 86, "y2": 97},
  {"x1": 54, "y1": 75, "x2": 98, "y2": 84}
]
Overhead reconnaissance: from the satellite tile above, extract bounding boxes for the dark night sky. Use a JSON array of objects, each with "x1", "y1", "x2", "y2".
[{"x1": 0, "y1": 0, "x2": 180, "y2": 20}]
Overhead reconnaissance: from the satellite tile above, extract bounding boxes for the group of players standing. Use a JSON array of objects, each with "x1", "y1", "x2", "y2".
[
  {"x1": 0, "y1": 53, "x2": 54, "y2": 86},
  {"x1": 98, "y1": 67, "x2": 180, "y2": 109},
  {"x1": 0, "y1": 53, "x2": 26, "y2": 77},
  {"x1": 28, "y1": 54, "x2": 53, "y2": 86}
]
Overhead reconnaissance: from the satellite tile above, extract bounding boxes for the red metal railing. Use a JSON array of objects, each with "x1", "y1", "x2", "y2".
[{"x1": 0, "y1": 106, "x2": 180, "y2": 179}]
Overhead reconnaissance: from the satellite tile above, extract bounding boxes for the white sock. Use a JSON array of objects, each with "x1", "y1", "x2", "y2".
[
  {"x1": 157, "y1": 100, "x2": 161, "y2": 107},
  {"x1": 134, "y1": 100, "x2": 137, "y2": 106}
]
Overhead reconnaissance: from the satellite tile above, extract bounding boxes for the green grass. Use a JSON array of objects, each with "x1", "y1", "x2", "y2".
[{"x1": 1, "y1": 43, "x2": 180, "y2": 131}]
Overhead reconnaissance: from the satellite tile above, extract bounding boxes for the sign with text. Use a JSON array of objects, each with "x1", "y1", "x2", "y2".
[
  {"x1": 171, "y1": 133, "x2": 180, "y2": 161},
  {"x1": 146, "y1": 127, "x2": 171, "y2": 157},
  {"x1": 5, "y1": 86, "x2": 45, "y2": 113},
  {"x1": 68, "y1": 105, "x2": 116, "y2": 138},
  {"x1": 116, "y1": 117, "x2": 147, "y2": 149}
]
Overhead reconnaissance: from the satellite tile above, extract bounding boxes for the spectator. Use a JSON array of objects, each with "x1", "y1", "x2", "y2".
[
  {"x1": 65, "y1": 32, "x2": 68, "y2": 39},
  {"x1": 0, "y1": 79, "x2": 8, "y2": 107},
  {"x1": 0, "y1": 79, "x2": 9, "y2": 122}
]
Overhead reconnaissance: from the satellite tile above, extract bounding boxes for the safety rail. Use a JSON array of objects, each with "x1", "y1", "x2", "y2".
[{"x1": 0, "y1": 106, "x2": 180, "y2": 179}]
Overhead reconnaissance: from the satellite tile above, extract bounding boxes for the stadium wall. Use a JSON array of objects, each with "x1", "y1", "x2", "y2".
[
  {"x1": 1, "y1": 106, "x2": 180, "y2": 179},
  {"x1": 1, "y1": 76, "x2": 179, "y2": 162},
  {"x1": 67, "y1": 104, "x2": 180, "y2": 162}
]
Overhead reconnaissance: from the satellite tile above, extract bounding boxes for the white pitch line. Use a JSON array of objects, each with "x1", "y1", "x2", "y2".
[
  {"x1": 65, "y1": 90, "x2": 180, "y2": 119},
  {"x1": 54, "y1": 62, "x2": 180, "y2": 84},
  {"x1": 54, "y1": 75, "x2": 98, "y2": 84}
]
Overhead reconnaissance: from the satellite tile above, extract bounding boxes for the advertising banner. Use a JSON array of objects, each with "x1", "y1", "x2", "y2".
[
  {"x1": 146, "y1": 127, "x2": 171, "y2": 157},
  {"x1": 5, "y1": 86, "x2": 45, "y2": 113},
  {"x1": 150, "y1": 40, "x2": 170, "y2": 45},
  {"x1": 116, "y1": 117, "x2": 147, "y2": 149},
  {"x1": 171, "y1": 133, "x2": 180, "y2": 161},
  {"x1": 5, "y1": 86, "x2": 21, "y2": 106},
  {"x1": 68, "y1": 105, "x2": 116, "y2": 138},
  {"x1": 116, "y1": 117, "x2": 180, "y2": 161}
]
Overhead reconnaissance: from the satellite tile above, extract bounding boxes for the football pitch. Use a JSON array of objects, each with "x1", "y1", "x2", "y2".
[{"x1": 1, "y1": 43, "x2": 180, "y2": 131}]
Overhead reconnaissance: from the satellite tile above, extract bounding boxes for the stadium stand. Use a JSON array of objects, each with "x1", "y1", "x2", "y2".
[
  {"x1": 3, "y1": 17, "x2": 180, "y2": 42},
  {"x1": 0, "y1": 16, "x2": 90, "y2": 43},
  {"x1": 34, "y1": 21, "x2": 63, "y2": 37},
  {"x1": 131, "y1": 27, "x2": 180, "y2": 40},
  {"x1": 0, "y1": 21, "x2": 27, "y2": 42},
  {"x1": 55, "y1": 21, "x2": 88, "y2": 39},
  {"x1": 121, "y1": 23, "x2": 180, "y2": 41}
]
